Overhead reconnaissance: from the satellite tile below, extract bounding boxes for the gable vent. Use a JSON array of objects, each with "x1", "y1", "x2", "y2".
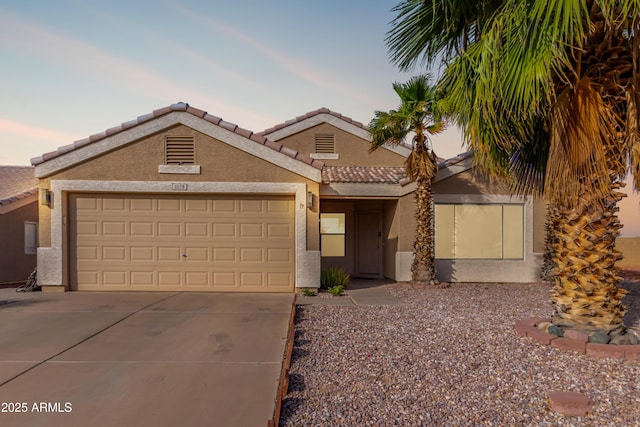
[
  {"x1": 314, "y1": 134, "x2": 335, "y2": 153},
  {"x1": 165, "y1": 136, "x2": 195, "y2": 164}
]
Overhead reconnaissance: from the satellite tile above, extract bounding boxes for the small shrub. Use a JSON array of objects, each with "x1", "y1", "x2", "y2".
[
  {"x1": 320, "y1": 267, "x2": 350, "y2": 290},
  {"x1": 328, "y1": 285, "x2": 345, "y2": 296},
  {"x1": 302, "y1": 288, "x2": 316, "y2": 297}
]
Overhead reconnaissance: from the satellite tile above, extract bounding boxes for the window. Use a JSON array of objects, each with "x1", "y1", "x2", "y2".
[
  {"x1": 165, "y1": 136, "x2": 195, "y2": 164},
  {"x1": 314, "y1": 134, "x2": 335, "y2": 153},
  {"x1": 320, "y1": 213, "x2": 345, "y2": 257},
  {"x1": 435, "y1": 204, "x2": 524, "y2": 259},
  {"x1": 25, "y1": 222, "x2": 38, "y2": 255}
]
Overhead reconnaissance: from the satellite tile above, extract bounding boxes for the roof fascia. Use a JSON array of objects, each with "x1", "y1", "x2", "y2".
[
  {"x1": 34, "y1": 112, "x2": 322, "y2": 182},
  {"x1": 264, "y1": 113, "x2": 412, "y2": 158},
  {"x1": 320, "y1": 181, "x2": 416, "y2": 198},
  {"x1": 0, "y1": 193, "x2": 37, "y2": 214},
  {"x1": 434, "y1": 156, "x2": 474, "y2": 183}
]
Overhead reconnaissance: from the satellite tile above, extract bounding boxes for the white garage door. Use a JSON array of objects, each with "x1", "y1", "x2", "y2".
[{"x1": 69, "y1": 193, "x2": 295, "y2": 292}]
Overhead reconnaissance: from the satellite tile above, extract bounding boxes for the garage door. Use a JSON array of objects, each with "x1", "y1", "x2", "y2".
[{"x1": 69, "y1": 193, "x2": 295, "y2": 292}]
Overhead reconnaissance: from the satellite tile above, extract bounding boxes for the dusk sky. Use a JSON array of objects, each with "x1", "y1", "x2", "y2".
[
  {"x1": 0, "y1": 1, "x2": 637, "y2": 235},
  {"x1": 0, "y1": 0, "x2": 464, "y2": 166}
]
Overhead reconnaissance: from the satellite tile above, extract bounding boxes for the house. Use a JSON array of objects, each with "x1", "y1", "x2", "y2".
[
  {"x1": 31, "y1": 102, "x2": 545, "y2": 292},
  {"x1": 0, "y1": 166, "x2": 38, "y2": 284}
]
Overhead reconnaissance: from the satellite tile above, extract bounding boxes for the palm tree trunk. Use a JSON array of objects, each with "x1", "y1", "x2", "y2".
[
  {"x1": 540, "y1": 203, "x2": 561, "y2": 282},
  {"x1": 549, "y1": 182, "x2": 627, "y2": 335},
  {"x1": 411, "y1": 175, "x2": 438, "y2": 284}
]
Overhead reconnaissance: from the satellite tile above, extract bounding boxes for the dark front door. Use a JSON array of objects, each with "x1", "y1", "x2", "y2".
[{"x1": 356, "y1": 211, "x2": 382, "y2": 277}]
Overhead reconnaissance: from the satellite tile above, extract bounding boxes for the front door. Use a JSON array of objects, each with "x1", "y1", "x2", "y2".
[{"x1": 355, "y1": 211, "x2": 382, "y2": 277}]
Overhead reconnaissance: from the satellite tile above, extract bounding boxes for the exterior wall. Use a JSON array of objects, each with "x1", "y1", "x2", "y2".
[
  {"x1": 392, "y1": 193, "x2": 417, "y2": 281},
  {"x1": 44, "y1": 125, "x2": 310, "y2": 184},
  {"x1": 382, "y1": 200, "x2": 398, "y2": 280},
  {"x1": 0, "y1": 199, "x2": 38, "y2": 283},
  {"x1": 274, "y1": 123, "x2": 406, "y2": 167},
  {"x1": 37, "y1": 123, "x2": 321, "y2": 290},
  {"x1": 320, "y1": 200, "x2": 356, "y2": 274},
  {"x1": 432, "y1": 171, "x2": 542, "y2": 283},
  {"x1": 617, "y1": 237, "x2": 640, "y2": 268},
  {"x1": 532, "y1": 199, "x2": 547, "y2": 253},
  {"x1": 320, "y1": 199, "x2": 391, "y2": 278}
]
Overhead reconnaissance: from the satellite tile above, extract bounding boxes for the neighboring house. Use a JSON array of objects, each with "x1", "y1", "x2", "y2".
[
  {"x1": 0, "y1": 166, "x2": 38, "y2": 283},
  {"x1": 31, "y1": 102, "x2": 544, "y2": 292}
]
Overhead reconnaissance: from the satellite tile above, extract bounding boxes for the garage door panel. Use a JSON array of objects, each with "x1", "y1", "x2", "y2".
[
  {"x1": 131, "y1": 271, "x2": 154, "y2": 286},
  {"x1": 158, "y1": 222, "x2": 181, "y2": 237},
  {"x1": 103, "y1": 246, "x2": 126, "y2": 261},
  {"x1": 185, "y1": 272, "x2": 209, "y2": 286},
  {"x1": 71, "y1": 194, "x2": 294, "y2": 292},
  {"x1": 130, "y1": 222, "x2": 154, "y2": 236},
  {"x1": 76, "y1": 221, "x2": 98, "y2": 236},
  {"x1": 130, "y1": 198, "x2": 153, "y2": 211},
  {"x1": 102, "y1": 197, "x2": 126, "y2": 211},
  {"x1": 103, "y1": 271, "x2": 127, "y2": 285},
  {"x1": 239, "y1": 199, "x2": 263, "y2": 213},
  {"x1": 240, "y1": 248, "x2": 263, "y2": 262},
  {"x1": 240, "y1": 223, "x2": 263, "y2": 238},
  {"x1": 212, "y1": 247, "x2": 236, "y2": 262},
  {"x1": 268, "y1": 248, "x2": 292, "y2": 263},
  {"x1": 77, "y1": 246, "x2": 99, "y2": 260},
  {"x1": 213, "y1": 223, "x2": 236, "y2": 237},
  {"x1": 158, "y1": 247, "x2": 182, "y2": 261},
  {"x1": 158, "y1": 199, "x2": 181, "y2": 212},
  {"x1": 185, "y1": 247, "x2": 209, "y2": 261}
]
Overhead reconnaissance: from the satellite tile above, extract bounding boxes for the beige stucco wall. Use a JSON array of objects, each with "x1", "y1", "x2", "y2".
[
  {"x1": 434, "y1": 170, "x2": 546, "y2": 256},
  {"x1": 617, "y1": 237, "x2": 640, "y2": 268},
  {"x1": 383, "y1": 200, "x2": 399, "y2": 280},
  {"x1": 38, "y1": 124, "x2": 321, "y2": 251},
  {"x1": 0, "y1": 200, "x2": 38, "y2": 283},
  {"x1": 42, "y1": 125, "x2": 311, "y2": 184},
  {"x1": 275, "y1": 123, "x2": 406, "y2": 167}
]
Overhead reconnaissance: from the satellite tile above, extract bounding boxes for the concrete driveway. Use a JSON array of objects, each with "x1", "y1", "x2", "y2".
[{"x1": 0, "y1": 289, "x2": 294, "y2": 427}]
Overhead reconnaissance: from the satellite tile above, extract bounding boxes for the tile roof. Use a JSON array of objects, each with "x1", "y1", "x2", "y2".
[
  {"x1": 31, "y1": 102, "x2": 324, "y2": 171},
  {"x1": 0, "y1": 166, "x2": 38, "y2": 206},
  {"x1": 258, "y1": 107, "x2": 367, "y2": 136},
  {"x1": 322, "y1": 166, "x2": 407, "y2": 184},
  {"x1": 321, "y1": 152, "x2": 474, "y2": 185},
  {"x1": 438, "y1": 151, "x2": 473, "y2": 168}
]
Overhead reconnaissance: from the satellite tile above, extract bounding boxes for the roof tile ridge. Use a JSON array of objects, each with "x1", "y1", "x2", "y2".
[{"x1": 0, "y1": 188, "x2": 38, "y2": 206}]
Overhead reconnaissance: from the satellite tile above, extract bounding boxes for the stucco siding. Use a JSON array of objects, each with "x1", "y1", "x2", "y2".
[
  {"x1": 275, "y1": 123, "x2": 406, "y2": 167},
  {"x1": 617, "y1": 237, "x2": 640, "y2": 268},
  {"x1": 44, "y1": 125, "x2": 310, "y2": 184},
  {"x1": 0, "y1": 200, "x2": 38, "y2": 283}
]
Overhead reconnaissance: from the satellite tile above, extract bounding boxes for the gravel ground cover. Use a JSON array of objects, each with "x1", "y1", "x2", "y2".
[{"x1": 280, "y1": 274, "x2": 640, "y2": 426}]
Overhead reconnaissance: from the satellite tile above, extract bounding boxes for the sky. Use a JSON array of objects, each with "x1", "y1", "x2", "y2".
[
  {"x1": 0, "y1": 0, "x2": 463, "y2": 167},
  {"x1": 0, "y1": 0, "x2": 637, "y2": 236}
]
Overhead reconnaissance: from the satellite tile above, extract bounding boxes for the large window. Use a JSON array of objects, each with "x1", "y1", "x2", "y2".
[
  {"x1": 320, "y1": 213, "x2": 345, "y2": 257},
  {"x1": 435, "y1": 204, "x2": 524, "y2": 259}
]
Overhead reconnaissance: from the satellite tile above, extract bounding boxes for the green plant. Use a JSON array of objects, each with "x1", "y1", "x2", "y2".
[
  {"x1": 320, "y1": 267, "x2": 350, "y2": 290},
  {"x1": 327, "y1": 285, "x2": 345, "y2": 297},
  {"x1": 302, "y1": 288, "x2": 316, "y2": 297}
]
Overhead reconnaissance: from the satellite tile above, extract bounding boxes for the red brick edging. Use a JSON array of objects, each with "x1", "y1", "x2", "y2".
[
  {"x1": 268, "y1": 294, "x2": 297, "y2": 427},
  {"x1": 515, "y1": 317, "x2": 640, "y2": 361}
]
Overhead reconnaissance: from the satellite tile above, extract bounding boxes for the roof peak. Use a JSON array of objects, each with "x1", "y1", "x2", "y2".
[
  {"x1": 258, "y1": 107, "x2": 367, "y2": 136},
  {"x1": 30, "y1": 103, "x2": 324, "y2": 172}
]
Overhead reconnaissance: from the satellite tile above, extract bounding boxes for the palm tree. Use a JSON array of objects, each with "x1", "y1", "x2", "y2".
[
  {"x1": 369, "y1": 75, "x2": 445, "y2": 284},
  {"x1": 386, "y1": 0, "x2": 640, "y2": 339}
]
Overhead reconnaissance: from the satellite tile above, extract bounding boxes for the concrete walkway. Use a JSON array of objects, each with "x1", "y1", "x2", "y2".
[
  {"x1": 0, "y1": 290, "x2": 293, "y2": 427},
  {"x1": 296, "y1": 279, "x2": 405, "y2": 306}
]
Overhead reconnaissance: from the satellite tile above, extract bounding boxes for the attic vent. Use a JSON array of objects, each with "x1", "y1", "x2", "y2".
[
  {"x1": 314, "y1": 134, "x2": 335, "y2": 153},
  {"x1": 165, "y1": 136, "x2": 195, "y2": 164}
]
